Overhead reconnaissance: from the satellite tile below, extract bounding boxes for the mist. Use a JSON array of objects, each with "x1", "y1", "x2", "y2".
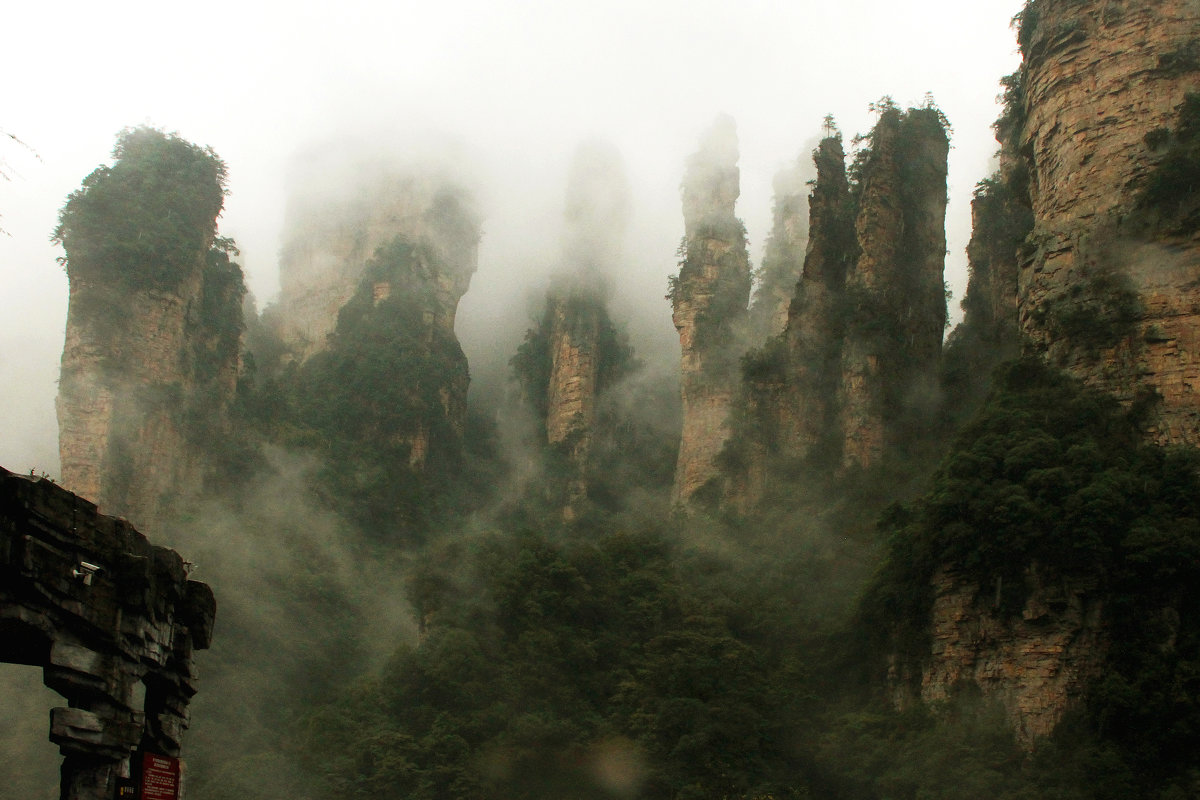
[
  {"x1": 0, "y1": 0, "x2": 1025, "y2": 480},
  {"x1": 0, "y1": 2, "x2": 1036, "y2": 798}
]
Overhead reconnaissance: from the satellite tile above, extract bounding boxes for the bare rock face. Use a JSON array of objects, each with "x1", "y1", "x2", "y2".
[
  {"x1": 961, "y1": 163, "x2": 1029, "y2": 351},
  {"x1": 671, "y1": 116, "x2": 753, "y2": 507},
  {"x1": 546, "y1": 295, "x2": 601, "y2": 515},
  {"x1": 912, "y1": 568, "x2": 1107, "y2": 748},
  {"x1": 1016, "y1": 0, "x2": 1200, "y2": 444},
  {"x1": 57, "y1": 278, "x2": 196, "y2": 519},
  {"x1": 59, "y1": 263, "x2": 243, "y2": 535},
  {"x1": 276, "y1": 156, "x2": 480, "y2": 362},
  {"x1": 517, "y1": 142, "x2": 632, "y2": 520},
  {"x1": 749, "y1": 160, "x2": 811, "y2": 342}
]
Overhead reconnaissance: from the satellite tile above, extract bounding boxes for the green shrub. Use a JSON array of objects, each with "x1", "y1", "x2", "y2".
[{"x1": 54, "y1": 126, "x2": 227, "y2": 290}]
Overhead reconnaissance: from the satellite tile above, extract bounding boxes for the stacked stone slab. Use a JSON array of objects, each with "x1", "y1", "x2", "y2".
[{"x1": 0, "y1": 466, "x2": 214, "y2": 800}]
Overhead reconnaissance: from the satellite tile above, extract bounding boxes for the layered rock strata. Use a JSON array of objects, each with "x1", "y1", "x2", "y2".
[
  {"x1": 914, "y1": 0, "x2": 1200, "y2": 746},
  {"x1": 908, "y1": 568, "x2": 1107, "y2": 748},
  {"x1": 1015, "y1": 0, "x2": 1200, "y2": 444},
  {"x1": 671, "y1": 116, "x2": 753, "y2": 506},
  {"x1": 0, "y1": 466, "x2": 215, "y2": 800}
]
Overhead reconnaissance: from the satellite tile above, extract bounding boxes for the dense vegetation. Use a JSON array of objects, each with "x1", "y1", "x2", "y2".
[
  {"x1": 54, "y1": 127, "x2": 228, "y2": 290},
  {"x1": 284, "y1": 356, "x2": 1200, "y2": 800},
  {"x1": 300, "y1": 525, "x2": 811, "y2": 800},
  {"x1": 1136, "y1": 92, "x2": 1200, "y2": 236},
  {"x1": 234, "y1": 236, "x2": 499, "y2": 542},
  {"x1": 861, "y1": 358, "x2": 1200, "y2": 799}
]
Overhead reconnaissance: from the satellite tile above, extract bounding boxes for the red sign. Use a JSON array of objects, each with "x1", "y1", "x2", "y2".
[{"x1": 140, "y1": 752, "x2": 180, "y2": 800}]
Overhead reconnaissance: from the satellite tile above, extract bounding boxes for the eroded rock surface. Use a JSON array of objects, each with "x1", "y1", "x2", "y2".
[
  {"x1": 1018, "y1": 0, "x2": 1200, "y2": 444},
  {"x1": 914, "y1": 568, "x2": 1106, "y2": 747},
  {"x1": 671, "y1": 116, "x2": 752, "y2": 507}
]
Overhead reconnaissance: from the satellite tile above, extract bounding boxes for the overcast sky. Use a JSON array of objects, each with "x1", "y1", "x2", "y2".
[{"x1": 0, "y1": 0, "x2": 1026, "y2": 476}]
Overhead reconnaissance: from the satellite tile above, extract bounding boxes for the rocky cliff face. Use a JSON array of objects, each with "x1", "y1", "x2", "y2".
[
  {"x1": 721, "y1": 138, "x2": 854, "y2": 510},
  {"x1": 916, "y1": 0, "x2": 1200, "y2": 746},
  {"x1": 512, "y1": 143, "x2": 633, "y2": 520},
  {"x1": 54, "y1": 129, "x2": 244, "y2": 534},
  {"x1": 722, "y1": 110, "x2": 948, "y2": 511},
  {"x1": 58, "y1": 263, "x2": 243, "y2": 533},
  {"x1": 265, "y1": 156, "x2": 481, "y2": 486},
  {"x1": 292, "y1": 231, "x2": 478, "y2": 480},
  {"x1": 1016, "y1": 0, "x2": 1200, "y2": 444},
  {"x1": 545, "y1": 294, "x2": 601, "y2": 517},
  {"x1": 838, "y1": 107, "x2": 949, "y2": 469},
  {"x1": 910, "y1": 568, "x2": 1108, "y2": 747},
  {"x1": 670, "y1": 116, "x2": 752, "y2": 507},
  {"x1": 748, "y1": 161, "x2": 810, "y2": 342},
  {"x1": 783, "y1": 136, "x2": 857, "y2": 464},
  {"x1": 276, "y1": 157, "x2": 479, "y2": 362}
]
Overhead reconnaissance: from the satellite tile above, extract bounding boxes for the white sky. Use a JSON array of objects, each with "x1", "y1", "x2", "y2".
[{"x1": 0, "y1": 0, "x2": 1026, "y2": 476}]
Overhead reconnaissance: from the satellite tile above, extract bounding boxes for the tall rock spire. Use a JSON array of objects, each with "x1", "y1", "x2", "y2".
[
  {"x1": 670, "y1": 115, "x2": 752, "y2": 507},
  {"x1": 53, "y1": 128, "x2": 244, "y2": 533},
  {"x1": 838, "y1": 105, "x2": 949, "y2": 469},
  {"x1": 720, "y1": 108, "x2": 949, "y2": 512},
  {"x1": 510, "y1": 142, "x2": 635, "y2": 521},
  {"x1": 783, "y1": 135, "x2": 856, "y2": 458}
]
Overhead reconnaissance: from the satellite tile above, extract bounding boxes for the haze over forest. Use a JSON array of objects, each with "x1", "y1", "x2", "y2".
[{"x1": 7, "y1": 1, "x2": 1200, "y2": 799}]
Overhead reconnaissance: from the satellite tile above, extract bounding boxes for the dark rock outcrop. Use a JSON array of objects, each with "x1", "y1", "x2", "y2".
[
  {"x1": 0, "y1": 466, "x2": 214, "y2": 800},
  {"x1": 838, "y1": 106, "x2": 949, "y2": 469}
]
